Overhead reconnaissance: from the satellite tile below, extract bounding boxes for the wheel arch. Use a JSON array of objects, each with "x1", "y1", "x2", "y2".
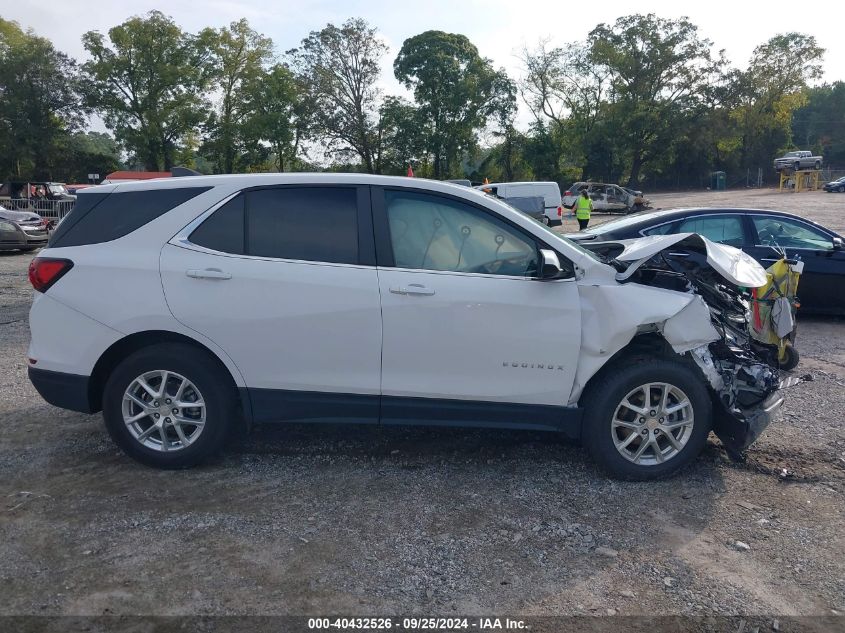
[
  {"x1": 577, "y1": 333, "x2": 680, "y2": 409},
  {"x1": 87, "y1": 330, "x2": 251, "y2": 424}
]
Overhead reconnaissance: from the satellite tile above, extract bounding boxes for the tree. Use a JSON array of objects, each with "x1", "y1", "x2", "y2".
[
  {"x1": 732, "y1": 33, "x2": 825, "y2": 170},
  {"x1": 57, "y1": 131, "x2": 122, "y2": 183},
  {"x1": 242, "y1": 63, "x2": 313, "y2": 172},
  {"x1": 377, "y1": 96, "x2": 428, "y2": 175},
  {"x1": 289, "y1": 18, "x2": 387, "y2": 173},
  {"x1": 792, "y1": 82, "x2": 845, "y2": 167},
  {"x1": 394, "y1": 31, "x2": 514, "y2": 179},
  {"x1": 0, "y1": 19, "x2": 85, "y2": 180},
  {"x1": 199, "y1": 19, "x2": 273, "y2": 173},
  {"x1": 82, "y1": 11, "x2": 210, "y2": 171},
  {"x1": 589, "y1": 14, "x2": 725, "y2": 186}
]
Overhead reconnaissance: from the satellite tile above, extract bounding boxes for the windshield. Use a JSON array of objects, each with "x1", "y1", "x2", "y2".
[
  {"x1": 48, "y1": 184, "x2": 68, "y2": 195},
  {"x1": 581, "y1": 210, "x2": 676, "y2": 234}
]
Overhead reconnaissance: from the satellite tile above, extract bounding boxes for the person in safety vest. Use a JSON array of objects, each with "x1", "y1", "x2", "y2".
[{"x1": 574, "y1": 190, "x2": 593, "y2": 230}]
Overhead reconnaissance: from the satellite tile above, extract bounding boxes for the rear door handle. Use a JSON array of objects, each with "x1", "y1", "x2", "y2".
[
  {"x1": 389, "y1": 283, "x2": 435, "y2": 296},
  {"x1": 186, "y1": 268, "x2": 232, "y2": 280}
]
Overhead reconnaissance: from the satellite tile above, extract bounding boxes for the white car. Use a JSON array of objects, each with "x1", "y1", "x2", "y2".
[
  {"x1": 474, "y1": 181, "x2": 562, "y2": 226},
  {"x1": 563, "y1": 182, "x2": 647, "y2": 214},
  {"x1": 27, "y1": 174, "x2": 788, "y2": 478}
]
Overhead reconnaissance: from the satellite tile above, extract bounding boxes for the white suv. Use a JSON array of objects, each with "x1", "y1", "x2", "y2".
[{"x1": 27, "y1": 174, "x2": 787, "y2": 479}]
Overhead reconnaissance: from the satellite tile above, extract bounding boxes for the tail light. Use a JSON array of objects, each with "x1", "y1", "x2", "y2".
[
  {"x1": 28, "y1": 258, "x2": 73, "y2": 293},
  {"x1": 564, "y1": 190, "x2": 571, "y2": 197},
  {"x1": 557, "y1": 206, "x2": 562, "y2": 217}
]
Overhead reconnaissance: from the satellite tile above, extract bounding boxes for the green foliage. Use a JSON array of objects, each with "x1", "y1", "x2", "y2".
[
  {"x1": 198, "y1": 19, "x2": 274, "y2": 173},
  {"x1": 82, "y1": 11, "x2": 210, "y2": 171},
  {"x1": 792, "y1": 82, "x2": 845, "y2": 165},
  {"x1": 0, "y1": 12, "x2": 836, "y2": 188},
  {"x1": 55, "y1": 132, "x2": 122, "y2": 183},
  {"x1": 242, "y1": 64, "x2": 313, "y2": 172},
  {"x1": 289, "y1": 18, "x2": 387, "y2": 173},
  {"x1": 0, "y1": 18, "x2": 85, "y2": 180},
  {"x1": 394, "y1": 30, "x2": 515, "y2": 179},
  {"x1": 588, "y1": 14, "x2": 725, "y2": 186}
]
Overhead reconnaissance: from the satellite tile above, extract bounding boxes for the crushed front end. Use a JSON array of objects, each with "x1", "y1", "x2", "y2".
[{"x1": 584, "y1": 233, "x2": 795, "y2": 459}]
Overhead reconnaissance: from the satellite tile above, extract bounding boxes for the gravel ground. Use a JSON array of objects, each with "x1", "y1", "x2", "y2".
[{"x1": 1, "y1": 188, "x2": 844, "y2": 621}]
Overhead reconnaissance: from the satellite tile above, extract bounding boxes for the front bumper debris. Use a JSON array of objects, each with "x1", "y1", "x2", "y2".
[{"x1": 713, "y1": 376, "x2": 802, "y2": 460}]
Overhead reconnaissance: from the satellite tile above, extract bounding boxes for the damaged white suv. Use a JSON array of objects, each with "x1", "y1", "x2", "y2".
[{"x1": 27, "y1": 174, "x2": 789, "y2": 478}]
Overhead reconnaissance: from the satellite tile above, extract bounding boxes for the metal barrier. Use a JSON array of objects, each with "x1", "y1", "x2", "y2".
[{"x1": 0, "y1": 198, "x2": 75, "y2": 221}]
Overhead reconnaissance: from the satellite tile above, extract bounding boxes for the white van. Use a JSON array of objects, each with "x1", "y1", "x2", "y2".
[{"x1": 475, "y1": 181, "x2": 562, "y2": 226}]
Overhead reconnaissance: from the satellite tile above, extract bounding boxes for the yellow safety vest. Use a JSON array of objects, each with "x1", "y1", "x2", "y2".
[{"x1": 575, "y1": 196, "x2": 592, "y2": 220}]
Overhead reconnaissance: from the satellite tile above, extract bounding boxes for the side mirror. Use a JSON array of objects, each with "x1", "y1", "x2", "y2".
[
  {"x1": 833, "y1": 237, "x2": 843, "y2": 251},
  {"x1": 539, "y1": 249, "x2": 564, "y2": 279}
]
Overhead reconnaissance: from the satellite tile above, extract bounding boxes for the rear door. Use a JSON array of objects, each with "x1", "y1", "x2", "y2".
[
  {"x1": 744, "y1": 214, "x2": 845, "y2": 313},
  {"x1": 160, "y1": 185, "x2": 383, "y2": 423},
  {"x1": 372, "y1": 187, "x2": 582, "y2": 430},
  {"x1": 675, "y1": 214, "x2": 747, "y2": 248}
]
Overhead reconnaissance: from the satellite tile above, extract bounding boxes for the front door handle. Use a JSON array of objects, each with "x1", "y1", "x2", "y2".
[
  {"x1": 186, "y1": 268, "x2": 232, "y2": 280},
  {"x1": 389, "y1": 283, "x2": 435, "y2": 296}
]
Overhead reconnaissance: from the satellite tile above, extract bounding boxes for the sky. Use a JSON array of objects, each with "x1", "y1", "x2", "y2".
[{"x1": 3, "y1": 0, "x2": 843, "y2": 133}]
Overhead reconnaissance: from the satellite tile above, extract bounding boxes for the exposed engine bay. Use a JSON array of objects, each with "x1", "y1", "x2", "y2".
[{"x1": 577, "y1": 233, "x2": 798, "y2": 459}]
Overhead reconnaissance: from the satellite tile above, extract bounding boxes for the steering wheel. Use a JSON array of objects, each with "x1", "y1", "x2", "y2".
[
  {"x1": 465, "y1": 253, "x2": 535, "y2": 276},
  {"x1": 758, "y1": 228, "x2": 778, "y2": 244}
]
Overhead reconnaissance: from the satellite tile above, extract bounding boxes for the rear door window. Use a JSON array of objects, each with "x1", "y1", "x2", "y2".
[
  {"x1": 191, "y1": 186, "x2": 360, "y2": 264},
  {"x1": 677, "y1": 215, "x2": 745, "y2": 247}
]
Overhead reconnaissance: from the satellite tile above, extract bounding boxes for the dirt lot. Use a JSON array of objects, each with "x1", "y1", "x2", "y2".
[{"x1": 1, "y1": 188, "x2": 844, "y2": 624}]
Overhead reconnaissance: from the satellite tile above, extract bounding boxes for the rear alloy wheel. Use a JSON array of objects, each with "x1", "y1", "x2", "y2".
[
  {"x1": 103, "y1": 343, "x2": 236, "y2": 468},
  {"x1": 582, "y1": 358, "x2": 712, "y2": 480},
  {"x1": 121, "y1": 370, "x2": 207, "y2": 452}
]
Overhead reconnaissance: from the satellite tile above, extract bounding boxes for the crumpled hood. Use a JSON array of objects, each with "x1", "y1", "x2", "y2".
[{"x1": 612, "y1": 233, "x2": 768, "y2": 288}]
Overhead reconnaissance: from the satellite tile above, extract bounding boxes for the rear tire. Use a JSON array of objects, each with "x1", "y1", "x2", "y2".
[
  {"x1": 102, "y1": 343, "x2": 237, "y2": 468},
  {"x1": 581, "y1": 358, "x2": 712, "y2": 480},
  {"x1": 814, "y1": 160, "x2": 821, "y2": 170}
]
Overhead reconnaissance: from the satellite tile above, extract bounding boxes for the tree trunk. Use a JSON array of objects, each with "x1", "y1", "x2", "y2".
[{"x1": 627, "y1": 152, "x2": 643, "y2": 188}]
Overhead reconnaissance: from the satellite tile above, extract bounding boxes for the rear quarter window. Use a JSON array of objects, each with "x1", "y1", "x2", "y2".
[{"x1": 49, "y1": 187, "x2": 211, "y2": 248}]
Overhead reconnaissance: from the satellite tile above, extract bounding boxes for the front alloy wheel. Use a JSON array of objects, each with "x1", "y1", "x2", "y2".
[
  {"x1": 611, "y1": 382, "x2": 694, "y2": 466},
  {"x1": 581, "y1": 358, "x2": 712, "y2": 480}
]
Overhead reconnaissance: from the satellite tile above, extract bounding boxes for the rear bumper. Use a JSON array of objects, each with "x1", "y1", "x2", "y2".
[{"x1": 28, "y1": 366, "x2": 95, "y2": 414}]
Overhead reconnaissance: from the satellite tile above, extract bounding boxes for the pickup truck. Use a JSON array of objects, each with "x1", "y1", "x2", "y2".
[{"x1": 773, "y1": 151, "x2": 822, "y2": 172}]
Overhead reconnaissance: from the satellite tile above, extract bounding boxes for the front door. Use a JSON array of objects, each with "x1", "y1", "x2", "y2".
[
  {"x1": 744, "y1": 214, "x2": 845, "y2": 314},
  {"x1": 160, "y1": 185, "x2": 383, "y2": 423},
  {"x1": 372, "y1": 188, "x2": 582, "y2": 430}
]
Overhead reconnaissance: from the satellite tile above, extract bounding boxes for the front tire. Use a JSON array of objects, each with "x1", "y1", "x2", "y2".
[
  {"x1": 838, "y1": 185, "x2": 844, "y2": 193},
  {"x1": 581, "y1": 358, "x2": 712, "y2": 480},
  {"x1": 102, "y1": 343, "x2": 237, "y2": 468}
]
